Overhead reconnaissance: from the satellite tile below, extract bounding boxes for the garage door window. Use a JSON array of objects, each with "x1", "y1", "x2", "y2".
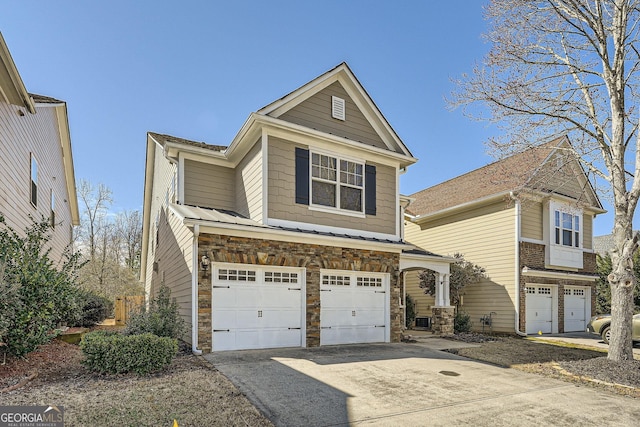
[
  {"x1": 322, "y1": 275, "x2": 351, "y2": 286},
  {"x1": 265, "y1": 271, "x2": 298, "y2": 283},
  {"x1": 218, "y1": 269, "x2": 256, "y2": 282},
  {"x1": 357, "y1": 276, "x2": 382, "y2": 287}
]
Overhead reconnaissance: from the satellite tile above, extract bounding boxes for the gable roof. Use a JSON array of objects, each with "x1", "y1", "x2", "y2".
[
  {"x1": 257, "y1": 62, "x2": 413, "y2": 158},
  {"x1": 407, "y1": 136, "x2": 603, "y2": 218}
]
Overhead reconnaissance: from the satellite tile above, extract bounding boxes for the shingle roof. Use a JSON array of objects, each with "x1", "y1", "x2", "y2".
[
  {"x1": 29, "y1": 93, "x2": 64, "y2": 103},
  {"x1": 407, "y1": 137, "x2": 564, "y2": 217},
  {"x1": 148, "y1": 132, "x2": 227, "y2": 152}
]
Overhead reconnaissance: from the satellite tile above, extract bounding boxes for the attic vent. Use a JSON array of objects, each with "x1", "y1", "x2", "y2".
[{"x1": 332, "y1": 96, "x2": 345, "y2": 121}]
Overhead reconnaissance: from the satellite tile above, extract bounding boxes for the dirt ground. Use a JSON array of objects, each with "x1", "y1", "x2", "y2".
[
  {"x1": 1, "y1": 340, "x2": 272, "y2": 426},
  {"x1": 1, "y1": 334, "x2": 639, "y2": 426}
]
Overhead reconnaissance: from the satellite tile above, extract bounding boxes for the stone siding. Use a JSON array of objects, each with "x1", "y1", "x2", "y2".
[{"x1": 196, "y1": 233, "x2": 401, "y2": 352}]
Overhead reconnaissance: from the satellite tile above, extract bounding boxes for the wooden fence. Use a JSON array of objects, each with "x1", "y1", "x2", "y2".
[{"x1": 115, "y1": 295, "x2": 145, "y2": 326}]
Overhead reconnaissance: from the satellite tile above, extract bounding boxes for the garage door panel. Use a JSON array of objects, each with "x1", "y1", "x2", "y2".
[
  {"x1": 212, "y1": 265, "x2": 304, "y2": 351},
  {"x1": 564, "y1": 287, "x2": 588, "y2": 332},
  {"x1": 526, "y1": 286, "x2": 555, "y2": 334},
  {"x1": 320, "y1": 272, "x2": 388, "y2": 346}
]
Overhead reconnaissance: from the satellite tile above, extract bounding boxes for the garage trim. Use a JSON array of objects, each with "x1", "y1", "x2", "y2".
[
  {"x1": 525, "y1": 283, "x2": 558, "y2": 334},
  {"x1": 564, "y1": 286, "x2": 591, "y2": 332}
]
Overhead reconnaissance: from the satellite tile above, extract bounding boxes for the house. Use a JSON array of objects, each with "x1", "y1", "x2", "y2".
[
  {"x1": 404, "y1": 136, "x2": 605, "y2": 335},
  {"x1": 140, "y1": 63, "x2": 453, "y2": 353},
  {"x1": 0, "y1": 32, "x2": 79, "y2": 260}
]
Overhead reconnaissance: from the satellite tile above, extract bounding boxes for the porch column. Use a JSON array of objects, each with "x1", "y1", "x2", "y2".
[
  {"x1": 434, "y1": 272, "x2": 444, "y2": 306},
  {"x1": 443, "y1": 273, "x2": 451, "y2": 307}
]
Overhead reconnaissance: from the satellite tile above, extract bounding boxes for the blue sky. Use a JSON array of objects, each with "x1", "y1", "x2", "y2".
[{"x1": 0, "y1": 1, "x2": 616, "y2": 235}]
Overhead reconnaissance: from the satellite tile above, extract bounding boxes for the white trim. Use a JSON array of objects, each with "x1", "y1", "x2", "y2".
[
  {"x1": 521, "y1": 267, "x2": 598, "y2": 281},
  {"x1": 520, "y1": 237, "x2": 545, "y2": 245},
  {"x1": 525, "y1": 283, "x2": 559, "y2": 334},
  {"x1": 266, "y1": 217, "x2": 399, "y2": 242},
  {"x1": 308, "y1": 204, "x2": 366, "y2": 218},
  {"x1": 308, "y1": 149, "x2": 365, "y2": 215},
  {"x1": 191, "y1": 225, "x2": 201, "y2": 355},
  {"x1": 262, "y1": 130, "x2": 269, "y2": 222},
  {"x1": 178, "y1": 154, "x2": 185, "y2": 205},
  {"x1": 514, "y1": 195, "x2": 525, "y2": 335}
]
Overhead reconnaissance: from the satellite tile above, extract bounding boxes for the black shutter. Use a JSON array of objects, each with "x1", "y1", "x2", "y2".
[
  {"x1": 365, "y1": 164, "x2": 376, "y2": 215},
  {"x1": 295, "y1": 148, "x2": 310, "y2": 205}
]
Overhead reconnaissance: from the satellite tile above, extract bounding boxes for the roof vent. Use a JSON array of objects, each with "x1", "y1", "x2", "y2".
[{"x1": 332, "y1": 96, "x2": 345, "y2": 121}]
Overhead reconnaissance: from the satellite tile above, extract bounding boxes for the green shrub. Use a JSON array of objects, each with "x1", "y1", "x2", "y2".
[
  {"x1": 124, "y1": 284, "x2": 185, "y2": 339},
  {"x1": 0, "y1": 215, "x2": 84, "y2": 356},
  {"x1": 74, "y1": 291, "x2": 113, "y2": 327},
  {"x1": 454, "y1": 310, "x2": 473, "y2": 333},
  {"x1": 80, "y1": 330, "x2": 178, "y2": 375}
]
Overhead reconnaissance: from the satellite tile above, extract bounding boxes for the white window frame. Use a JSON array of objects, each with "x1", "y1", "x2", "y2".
[
  {"x1": 546, "y1": 200, "x2": 584, "y2": 269},
  {"x1": 309, "y1": 150, "x2": 365, "y2": 217},
  {"x1": 554, "y1": 210, "x2": 581, "y2": 248}
]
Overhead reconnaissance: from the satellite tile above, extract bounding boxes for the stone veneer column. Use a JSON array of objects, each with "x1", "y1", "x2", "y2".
[{"x1": 431, "y1": 306, "x2": 455, "y2": 335}]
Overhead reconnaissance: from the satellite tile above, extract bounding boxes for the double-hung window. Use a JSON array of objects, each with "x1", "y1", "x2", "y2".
[
  {"x1": 311, "y1": 152, "x2": 363, "y2": 212},
  {"x1": 554, "y1": 210, "x2": 580, "y2": 248}
]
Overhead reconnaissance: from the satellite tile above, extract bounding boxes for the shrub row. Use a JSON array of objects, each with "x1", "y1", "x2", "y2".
[{"x1": 80, "y1": 330, "x2": 178, "y2": 375}]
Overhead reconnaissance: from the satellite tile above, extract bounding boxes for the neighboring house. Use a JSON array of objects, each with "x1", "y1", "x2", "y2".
[
  {"x1": 404, "y1": 136, "x2": 605, "y2": 335},
  {"x1": 0, "y1": 32, "x2": 79, "y2": 261},
  {"x1": 141, "y1": 63, "x2": 453, "y2": 353}
]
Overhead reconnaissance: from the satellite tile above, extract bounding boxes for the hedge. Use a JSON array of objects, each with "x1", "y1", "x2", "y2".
[{"x1": 80, "y1": 330, "x2": 178, "y2": 375}]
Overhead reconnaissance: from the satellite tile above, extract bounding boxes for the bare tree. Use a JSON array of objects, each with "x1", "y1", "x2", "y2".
[
  {"x1": 451, "y1": 0, "x2": 640, "y2": 361},
  {"x1": 75, "y1": 180, "x2": 143, "y2": 302}
]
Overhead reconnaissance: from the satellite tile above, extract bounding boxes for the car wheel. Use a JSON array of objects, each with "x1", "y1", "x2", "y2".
[{"x1": 601, "y1": 326, "x2": 611, "y2": 344}]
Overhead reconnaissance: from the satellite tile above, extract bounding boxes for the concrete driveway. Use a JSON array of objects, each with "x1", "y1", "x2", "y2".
[
  {"x1": 204, "y1": 342, "x2": 640, "y2": 426},
  {"x1": 533, "y1": 331, "x2": 640, "y2": 355}
]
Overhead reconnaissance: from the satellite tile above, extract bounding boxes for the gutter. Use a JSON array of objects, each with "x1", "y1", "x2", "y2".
[
  {"x1": 511, "y1": 192, "x2": 527, "y2": 337},
  {"x1": 191, "y1": 224, "x2": 202, "y2": 355}
]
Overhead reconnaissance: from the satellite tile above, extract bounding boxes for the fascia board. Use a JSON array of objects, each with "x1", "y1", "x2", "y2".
[
  {"x1": 182, "y1": 218, "x2": 408, "y2": 253},
  {"x1": 400, "y1": 251, "x2": 456, "y2": 264},
  {"x1": 0, "y1": 33, "x2": 35, "y2": 113},
  {"x1": 54, "y1": 104, "x2": 80, "y2": 225},
  {"x1": 140, "y1": 135, "x2": 157, "y2": 283},
  {"x1": 526, "y1": 190, "x2": 607, "y2": 215}
]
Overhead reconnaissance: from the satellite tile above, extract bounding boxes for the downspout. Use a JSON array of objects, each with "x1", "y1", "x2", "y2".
[
  {"x1": 192, "y1": 224, "x2": 203, "y2": 355},
  {"x1": 511, "y1": 192, "x2": 527, "y2": 336}
]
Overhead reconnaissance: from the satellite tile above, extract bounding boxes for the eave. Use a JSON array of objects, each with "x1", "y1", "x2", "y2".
[{"x1": 0, "y1": 32, "x2": 35, "y2": 113}]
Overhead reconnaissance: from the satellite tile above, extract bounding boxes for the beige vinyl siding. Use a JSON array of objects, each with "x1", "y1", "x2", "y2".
[
  {"x1": 405, "y1": 271, "x2": 435, "y2": 322},
  {"x1": 235, "y1": 141, "x2": 262, "y2": 220},
  {"x1": 583, "y1": 213, "x2": 593, "y2": 250},
  {"x1": 278, "y1": 82, "x2": 388, "y2": 151},
  {"x1": 405, "y1": 201, "x2": 517, "y2": 333},
  {"x1": 521, "y1": 200, "x2": 543, "y2": 241},
  {"x1": 0, "y1": 102, "x2": 74, "y2": 262},
  {"x1": 183, "y1": 159, "x2": 235, "y2": 210},
  {"x1": 152, "y1": 207, "x2": 193, "y2": 344},
  {"x1": 267, "y1": 136, "x2": 396, "y2": 236}
]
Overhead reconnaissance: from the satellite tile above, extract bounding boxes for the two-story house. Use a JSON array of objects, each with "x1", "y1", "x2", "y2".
[
  {"x1": 0, "y1": 32, "x2": 79, "y2": 260},
  {"x1": 404, "y1": 136, "x2": 605, "y2": 335},
  {"x1": 141, "y1": 63, "x2": 453, "y2": 353}
]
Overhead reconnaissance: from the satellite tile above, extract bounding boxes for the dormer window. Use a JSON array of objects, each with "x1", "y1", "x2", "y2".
[{"x1": 311, "y1": 152, "x2": 363, "y2": 212}]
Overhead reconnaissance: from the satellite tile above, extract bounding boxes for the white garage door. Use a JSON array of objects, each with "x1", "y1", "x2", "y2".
[
  {"x1": 320, "y1": 271, "x2": 389, "y2": 345},
  {"x1": 564, "y1": 287, "x2": 590, "y2": 332},
  {"x1": 526, "y1": 285, "x2": 556, "y2": 334},
  {"x1": 212, "y1": 264, "x2": 305, "y2": 351}
]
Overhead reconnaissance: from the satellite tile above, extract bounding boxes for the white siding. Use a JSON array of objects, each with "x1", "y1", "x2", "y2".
[
  {"x1": 0, "y1": 101, "x2": 74, "y2": 262},
  {"x1": 405, "y1": 202, "x2": 517, "y2": 333}
]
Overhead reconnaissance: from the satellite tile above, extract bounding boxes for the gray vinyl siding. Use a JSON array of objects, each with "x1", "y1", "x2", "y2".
[
  {"x1": 153, "y1": 207, "x2": 193, "y2": 344},
  {"x1": 184, "y1": 159, "x2": 235, "y2": 210},
  {"x1": 0, "y1": 101, "x2": 74, "y2": 262},
  {"x1": 405, "y1": 201, "x2": 517, "y2": 333},
  {"x1": 267, "y1": 136, "x2": 397, "y2": 236},
  {"x1": 235, "y1": 141, "x2": 262, "y2": 220},
  {"x1": 279, "y1": 82, "x2": 388, "y2": 151}
]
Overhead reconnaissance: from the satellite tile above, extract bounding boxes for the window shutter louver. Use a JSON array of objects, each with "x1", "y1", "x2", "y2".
[
  {"x1": 365, "y1": 164, "x2": 376, "y2": 215},
  {"x1": 295, "y1": 147, "x2": 310, "y2": 205}
]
